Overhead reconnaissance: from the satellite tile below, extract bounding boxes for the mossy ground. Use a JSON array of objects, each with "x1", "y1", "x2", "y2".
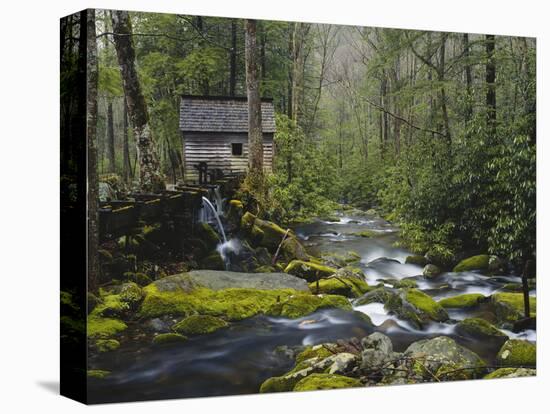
[
  {"x1": 438, "y1": 293, "x2": 486, "y2": 308},
  {"x1": 293, "y1": 373, "x2": 362, "y2": 391},
  {"x1": 87, "y1": 316, "x2": 127, "y2": 338}
]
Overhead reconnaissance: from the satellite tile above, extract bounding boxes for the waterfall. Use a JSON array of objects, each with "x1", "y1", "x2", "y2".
[
  {"x1": 201, "y1": 196, "x2": 227, "y2": 243},
  {"x1": 213, "y1": 187, "x2": 225, "y2": 216}
]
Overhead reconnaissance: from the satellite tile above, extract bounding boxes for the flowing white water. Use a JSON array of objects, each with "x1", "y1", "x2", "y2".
[{"x1": 201, "y1": 196, "x2": 227, "y2": 243}]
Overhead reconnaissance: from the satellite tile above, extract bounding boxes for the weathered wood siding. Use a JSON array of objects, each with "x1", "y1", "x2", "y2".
[{"x1": 183, "y1": 132, "x2": 273, "y2": 181}]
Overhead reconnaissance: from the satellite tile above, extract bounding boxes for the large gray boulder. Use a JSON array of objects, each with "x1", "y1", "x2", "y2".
[
  {"x1": 187, "y1": 270, "x2": 310, "y2": 291},
  {"x1": 405, "y1": 336, "x2": 485, "y2": 380}
]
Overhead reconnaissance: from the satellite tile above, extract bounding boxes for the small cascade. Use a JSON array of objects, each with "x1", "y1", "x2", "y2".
[
  {"x1": 201, "y1": 196, "x2": 227, "y2": 243},
  {"x1": 212, "y1": 186, "x2": 225, "y2": 216}
]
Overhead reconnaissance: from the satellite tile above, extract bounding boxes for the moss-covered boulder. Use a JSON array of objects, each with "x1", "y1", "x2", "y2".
[
  {"x1": 172, "y1": 315, "x2": 228, "y2": 336},
  {"x1": 386, "y1": 289, "x2": 448, "y2": 328},
  {"x1": 405, "y1": 255, "x2": 429, "y2": 267},
  {"x1": 92, "y1": 293, "x2": 129, "y2": 318},
  {"x1": 87, "y1": 370, "x2": 111, "y2": 379},
  {"x1": 285, "y1": 260, "x2": 337, "y2": 282},
  {"x1": 455, "y1": 318, "x2": 508, "y2": 343},
  {"x1": 196, "y1": 222, "x2": 221, "y2": 251},
  {"x1": 123, "y1": 271, "x2": 153, "y2": 287},
  {"x1": 200, "y1": 251, "x2": 225, "y2": 270},
  {"x1": 293, "y1": 373, "x2": 362, "y2": 391},
  {"x1": 353, "y1": 230, "x2": 379, "y2": 238},
  {"x1": 353, "y1": 287, "x2": 395, "y2": 306},
  {"x1": 438, "y1": 293, "x2": 486, "y2": 309},
  {"x1": 405, "y1": 336, "x2": 485, "y2": 380},
  {"x1": 491, "y1": 292, "x2": 536, "y2": 323},
  {"x1": 496, "y1": 339, "x2": 536, "y2": 367},
  {"x1": 484, "y1": 367, "x2": 536, "y2": 379},
  {"x1": 268, "y1": 294, "x2": 352, "y2": 319},
  {"x1": 453, "y1": 254, "x2": 490, "y2": 273},
  {"x1": 259, "y1": 361, "x2": 317, "y2": 393},
  {"x1": 319, "y1": 215, "x2": 341, "y2": 223},
  {"x1": 423, "y1": 264, "x2": 442, "y2": 279},
  {"x1": 119, "y1": 282, "x2": 143, "y2": 306},
  {"x1": 140, "y1": 280, "x2": 299, "y2": 321},
  {"x1": 309, "y1": 277, "x2": 370, "y2": 298},
  {"x1": 87, "y1": 316, "x2": 127, "y2": 339},
  {"x1": 95, "y1": 338, "x2": 120, "y2": 353},
  {"x1": 227, "y1": 199, "x2": 244, "y2": 228},
  {"x1": 296, "y1": 345, "x2": 335, "y2": 364},
  {"x1": 152, "y1": 333, "x2": 188, "y2": 346}
]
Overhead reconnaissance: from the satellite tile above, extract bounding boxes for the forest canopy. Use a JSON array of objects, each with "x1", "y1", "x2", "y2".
[{"x1": 77, "y1": 11, "x2": 534, "y2": 268}]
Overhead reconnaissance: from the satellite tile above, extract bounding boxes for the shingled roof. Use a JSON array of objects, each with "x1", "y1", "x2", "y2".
[{"x1": 179, "y1": 95, "x2": 276, "y2": 133}]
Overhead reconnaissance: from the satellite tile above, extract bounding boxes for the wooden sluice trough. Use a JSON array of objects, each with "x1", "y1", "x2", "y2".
[{"x1": 98, "y1": 174, "x2": 244, "y2": 242}]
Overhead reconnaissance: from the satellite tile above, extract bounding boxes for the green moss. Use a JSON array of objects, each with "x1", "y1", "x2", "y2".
[
  {"x1": 152, "y1": 333, "x2": 188, "y2": 345},
  {"x1": 405, "y1": 255, "x2": 428, "y2": 267},
  {"x1": 453, "y1": 254, "x2": 490, "y2": 272},
  {"x1": 296, "y1": 345, "x2": 334, "y2": 364},
  {"x1": 172, "y1": 315, "x2": 228, "y2": 335},
  {"x1": 456, "y1": 318, "x2": 507, "y2": 338},
  {"x1": 319, "y1": 215, "x2": 341, "y2": 222},
  {"x1": 352, "y1": 230, "x2": 379, "y2": 238},
  {"x1": 491, "y1": 292, "x2": 536, "y2": 323},
  {"x1": 124, "y1": 272, "x2": 153, "y2": 287},
  {"x1": 438, "y1": 293, "x2": 486, "y2": 309},
  {"x1": 386, "y1": 278, "x2": 418, "y2": 289},
  {"x1": 241, "y1": 211, "x2": 257, "y2": 232},
  {"x1": 255, "y1": 265, "x2": 276, "y2": 273},
  {"x1": 87, "y1": 316, "x2": 127, "y2": 338},
  {"x1": 200, "y1": 251, "x2": 225, "y2": 270},
  {"x1": 405, "y1": 289, "x2": 448, "y2": 322},
  {"x1": 92, "y1": 293, "x2": 129, "y2": 318},
  {"x1": 293, "y1": 373, "x2": 362, "y2": 391},
  {"x1": 484, "y1": 367, "x2": 536, "y2": 379},
  {"x1": 497, "y1": 339, "x2": 536, "y2": 367},
  {"x1": 308, "y1": 277, "x2": 370, "y2": 298},
  {"x1": 284, "y1": 260, "x2": 337, "y2": 282},
  {"x1": 119, "y1": 282, "x2": 143, "y2": 305},
  {"x1": 140, "y1": 283, "x2": 297, "y2": 320},
  {"x1": 95, "y1": 339, "x2": 120, "y2": 353},
  {"x1": 87, "y1": 370, "x2": 111, "y2": 379},
  {"x1": 267, "y1": 294, "x2": 352, "y2": 319},
  {"x1": 197, "y1": 222, "x2": 221, "y2": 250}
]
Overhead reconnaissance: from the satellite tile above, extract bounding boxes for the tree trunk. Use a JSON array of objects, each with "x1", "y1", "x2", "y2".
[
  {"x1": 86, "y1": 9, "x2": 99, "y2": 293},
  {"x1": 229, "y1": 19, "x2": 237, "y2": 96},
  {"x1": 291, "y1": 22, "x2": 309, "y2": 123},
  {"x1": 244, "y1": 19, "x2": 264, "y2": 188},
  {"x1": 122, "y1": 96, "x2": 131, "y2": 182},
  {"x1": 438, "y1": 34, "x2": 451, "y2": 144},
  {"x1": 111, "y1": 10, "x2": 165, "y2": 193},
  {"x1": 106, "y1": 100, "x2": 116, "y2": 172},
  {"x1": 463, "y1": 33, "x2": 473, "y2": 123},
  {"x1": 486, "y1": 34, "x2": 497, "y2": 138}
]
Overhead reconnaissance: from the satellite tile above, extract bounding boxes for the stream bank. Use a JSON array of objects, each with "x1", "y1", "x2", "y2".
[{"x1": 83, "y1": 205, "x2": 536, "y2": 403}]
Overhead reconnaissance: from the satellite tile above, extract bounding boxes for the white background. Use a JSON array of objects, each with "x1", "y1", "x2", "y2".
[{"x1": 0, "y1": 0, "x2": 547, "y2": 412}]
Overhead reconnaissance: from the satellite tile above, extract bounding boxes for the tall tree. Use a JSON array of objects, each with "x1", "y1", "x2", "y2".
[
  {"x1": 229, "y1": 19, "x2": 237, "y2": 96},
  {"x1": 245, "y1": 19, "x2": 264, "y2": 190},
  {"x1": 111, "y1": 10, "x2": 165, "y2": 193},
  {"x1": 86, "y1": 9, "x2": 99, "y2": 292},
  {"x1": 291, "y1": 22, "x2": 310, "y2": 123},
  {"x1": 106, "y1": 101, "x2": 116, "y2": 172},
  {"x1": 122, "y1": 96, "x2": 132, "y2": 182},
  {"x1": 486, "y1": 34, "x2": 497, "y2": 137}
]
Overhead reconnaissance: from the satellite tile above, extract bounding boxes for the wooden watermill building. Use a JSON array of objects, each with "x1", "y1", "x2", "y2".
[{"x1": 179, "y1": 95, "x2": 276, "y2": 183}]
